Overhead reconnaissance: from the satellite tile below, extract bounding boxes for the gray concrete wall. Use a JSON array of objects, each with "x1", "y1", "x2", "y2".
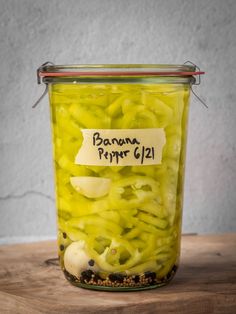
[{"x1": 0, "y1": 0, "x2": 236, "y2": 244}]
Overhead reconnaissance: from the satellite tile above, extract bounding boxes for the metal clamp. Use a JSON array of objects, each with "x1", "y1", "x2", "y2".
[
  {"x1": 37, "y1": 61, "x2": 54, "y2": 84},
  {"x1": 184, "y1": 61, "x2": 208, "y2": 108},
  {"x1": 32, "y1": 62, "x2": 54, "y2": 108},
  {"x1": 32, "y1": 84, "x2": 48, "y2": 108},
  {"x1": 184, "y1": 61, "x2": 201, "y2": 85}
]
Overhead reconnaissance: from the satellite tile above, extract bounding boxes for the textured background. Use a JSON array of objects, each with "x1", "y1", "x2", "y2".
[{"x1": 0, "y1": 0, "x2": 236, "y2": 244}]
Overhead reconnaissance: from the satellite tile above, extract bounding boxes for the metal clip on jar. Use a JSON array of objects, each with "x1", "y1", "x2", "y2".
[{"x1": 36, "y1": 64, "x2": 204, "y2": 291}]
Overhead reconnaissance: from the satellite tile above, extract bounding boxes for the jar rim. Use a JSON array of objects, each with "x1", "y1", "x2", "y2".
[{"x1": 38, "y1": 63, "x2": 204, "y2": 80}]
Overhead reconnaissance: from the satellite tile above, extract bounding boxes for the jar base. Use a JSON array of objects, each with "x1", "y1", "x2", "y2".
[{"x1": 63, "y1": 265, "x2": 177, "y2": 292}]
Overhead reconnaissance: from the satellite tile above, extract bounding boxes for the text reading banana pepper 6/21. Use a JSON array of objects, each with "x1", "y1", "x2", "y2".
[{"x1": 75, "y1": 128, "x2": 166, "y2": 166}]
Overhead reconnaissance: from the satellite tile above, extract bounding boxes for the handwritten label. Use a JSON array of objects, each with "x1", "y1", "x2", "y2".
[{"x1": 75, "y1": 129, "x2": 166, "y2": 166}]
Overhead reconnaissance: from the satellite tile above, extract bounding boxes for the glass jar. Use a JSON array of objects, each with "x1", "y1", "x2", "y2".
[{"x1": 37, "y1": 64, "x2": 204, "y2": 291}]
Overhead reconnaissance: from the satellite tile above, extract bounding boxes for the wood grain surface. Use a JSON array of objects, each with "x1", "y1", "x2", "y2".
[{"x1": 0, "y1": 234, "x2": 235, "y2": 314}]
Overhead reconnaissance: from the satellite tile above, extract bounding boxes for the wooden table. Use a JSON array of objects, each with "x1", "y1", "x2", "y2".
[{"x1": 0, "y1": 234, "x2": 235, "y2": 314}]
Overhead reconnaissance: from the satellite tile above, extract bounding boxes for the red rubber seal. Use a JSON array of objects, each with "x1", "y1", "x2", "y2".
[{"x1": 39, "y1": 71, "x2": 205, "y2": 77}]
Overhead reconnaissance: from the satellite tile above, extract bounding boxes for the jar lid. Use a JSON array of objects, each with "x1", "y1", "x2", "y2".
[{"x1": 37, "y1": 63, "x2": 204, "y2": 83}]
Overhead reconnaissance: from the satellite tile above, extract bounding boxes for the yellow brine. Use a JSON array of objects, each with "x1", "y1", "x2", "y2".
[{"x1": 48, "y1": 81, "x2": 190, "y2": 290}]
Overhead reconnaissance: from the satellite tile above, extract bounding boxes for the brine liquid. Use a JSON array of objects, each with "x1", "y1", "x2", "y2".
[{"x1": 49, "y1": 83, "x2": 190, "y2": 291}]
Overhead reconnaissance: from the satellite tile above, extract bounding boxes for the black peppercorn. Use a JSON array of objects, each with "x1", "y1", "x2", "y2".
[
  {"x1": 108, "y1": 273, "x2": 124, "y2": 283},
  {"x1": 134, "y1": 275, "x2": 140, "y2": 283},
  {"x1": 144, "y1": 271, "x2": 156, "y2": 283},
  {"x1": 172, "y1": 264, "x2": 178, "y2": 272},
  {"x1": 88, "y1": 259, "x2": 95, "y2": 266},
  {"x1": 80, "y1": 270, "x2": 94, "y2": 283}
]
